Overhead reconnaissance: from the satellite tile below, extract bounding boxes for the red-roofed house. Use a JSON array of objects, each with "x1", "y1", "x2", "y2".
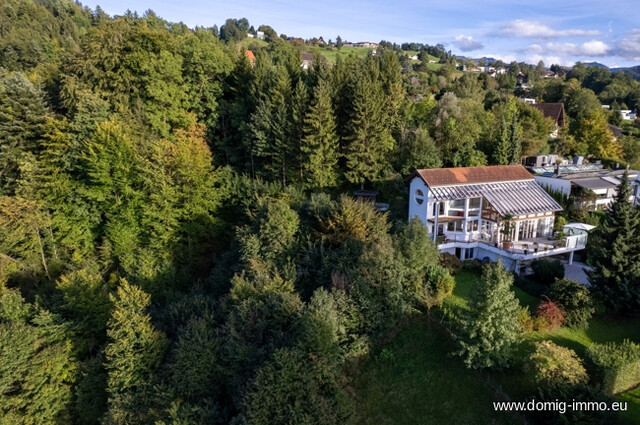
[
  {"x1": 244, "y1": 50, "x2": 256, "y2": 66},
  {"x1": 408, "y1": 165, "x2": 591, "y2": 270},
  {"x1": 531, "y1": 103, "x2": 566, "y2": 138}
]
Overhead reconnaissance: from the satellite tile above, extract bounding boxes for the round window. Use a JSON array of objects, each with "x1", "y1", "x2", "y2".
[{"x1": 415, "y1": 189, "x2": 424, "y2": 205}]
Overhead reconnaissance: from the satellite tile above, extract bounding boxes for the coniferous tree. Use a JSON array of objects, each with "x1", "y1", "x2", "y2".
[
  {"x1": 103, "y1": 279, "x2": 168, "y2": 423},
  {"x1": 301, "y1": 78, "x2": 339, "y2": 189},
  {"x1": 492, "y1": 117, "x2": 511, "y2": 165},
  {"x1": 0, "y1": 71, "x2": 47, "y2": 195},
  {"x1": 0, "y1": 285, "x2": 75, "y2": 424},
  {"x1": 587, "y1": 172, "x2": 640, "y2": 315},
  {"x1": 343, "y1": 72, "x2": 394, "y2": 187},
  {"x1": 455, "y1": 261, "x2": 521, "y2": 369}
]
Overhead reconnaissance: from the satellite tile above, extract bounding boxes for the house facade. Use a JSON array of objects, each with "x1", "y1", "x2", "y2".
[{"x1": 408, "y1": 165, "x2": 590, "y2": 271}]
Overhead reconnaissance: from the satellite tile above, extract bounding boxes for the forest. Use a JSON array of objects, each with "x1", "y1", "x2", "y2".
[{"x1": 1, "y1": 1, "x2": 640, "y2": 424}]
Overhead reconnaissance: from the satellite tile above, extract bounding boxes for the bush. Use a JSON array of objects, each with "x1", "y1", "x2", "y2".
[
  {"x1": 535, "y1": 297, "x2": 565, "y2": 330},
  {"x1": 549, "y1": 279, "x2": 594, "y2": 329},
  {"x1": 530, "y1": 383, "x2": 621, "y2": 425},
  {"x1": 422, "y1": 265, "x2": 455, "y2": 309},
  {"x1": 528, "y1": 340, "x2": 588, "y2": 387},
  {"x1": 513, "y1": 274, "x2": 546, "y2": 297},
  {"x1": 587, "y1": 339, "x2": 640, "y2": 395},
  {"x1": 462, "y1": 259, "x2": 483, "y2": 273},
  {"x1": 517, "y1": 306, "x2": 534, "y2": 334},
  {"x1": 439, "y1": 253, "x2": 463, "y2": 274},
  {"x1": 531, "y1": 259, "x2": 565, "y2": 285}
]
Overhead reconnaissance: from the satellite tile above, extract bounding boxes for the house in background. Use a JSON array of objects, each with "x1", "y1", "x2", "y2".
[
  {"x1": 408, "y1": 165, "x2": 591, "y2": 271},
  {"x1": 531, "y1": 103, "x2": 566, "y2": 138},
  {"x1": 621, "y1": 110, "x2": 637, "y2": 120},
  {"x1": 528, "y1": 163, "x2": 640, "y2": 209}
]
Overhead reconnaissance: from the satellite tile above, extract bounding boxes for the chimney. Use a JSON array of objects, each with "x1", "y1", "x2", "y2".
[{"x1": 556, "y1": 163, "x2": 561, "y2": 176}]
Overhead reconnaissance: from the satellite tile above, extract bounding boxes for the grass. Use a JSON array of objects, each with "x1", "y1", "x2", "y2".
[
  {"x1": 446, "y1": 269, "x2": 539, "y2": 312},
  {"x1": 352, "y1": 269, "x2": 640, "y2": 424},
  {"x1": 619, "y1": 386, "x2": 640, "y2": 424},
  {"x1": 310, "y1": 46, "x2": 373, "y2": 63},
  {"x1": 350, "y1": 317, "x2": 519, "y2": 425},
  {"x1": 235, "y1": 37, "x2": 268, "y2": 50},
  {"x1": 449, "y1": 269, "x2": 640, "y2": 423}
]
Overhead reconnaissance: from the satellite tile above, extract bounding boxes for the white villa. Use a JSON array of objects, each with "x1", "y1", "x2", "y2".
[{"x1": 408, "y1": 165, "x2": 592, "y2": 271}]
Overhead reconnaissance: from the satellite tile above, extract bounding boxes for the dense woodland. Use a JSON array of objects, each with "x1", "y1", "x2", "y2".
[{"x1": 1, "y1": 1, "x2": 640, "y2": 424}]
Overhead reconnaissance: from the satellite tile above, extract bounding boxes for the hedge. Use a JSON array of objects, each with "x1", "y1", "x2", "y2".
[{"x1": 587, "y1": 339, "x2": 640, "y2": 395}]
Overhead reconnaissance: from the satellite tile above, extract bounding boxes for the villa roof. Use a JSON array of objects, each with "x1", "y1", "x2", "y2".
[
  {"x1": 532, "y1": 103, "x2": 566, "y2": 127},
  {"x1": 414, "y1": 165, "x2": 533, "y2": 187},
  {"x1": 428, "y1": 180, "x2": 563, "y2": 216}
]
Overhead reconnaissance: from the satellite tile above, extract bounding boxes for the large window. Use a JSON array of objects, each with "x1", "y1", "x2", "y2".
[
  {"x1": 447, "y1": 220, "x2": 464, "y2": 232},
  {"x1": 449, "y1": 199, "x2": 465, "y2": 209}
]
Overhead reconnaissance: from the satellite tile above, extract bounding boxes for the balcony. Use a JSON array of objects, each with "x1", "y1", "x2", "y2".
[{"x1": 436, "y1": 233, "x2": 587, "y2": 261}]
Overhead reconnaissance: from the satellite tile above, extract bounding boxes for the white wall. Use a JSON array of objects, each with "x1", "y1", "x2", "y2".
[
  {"x1": 534, "y1": 176, "x2": 571, "y2": 197},
  {"x1": 408, "y1": 176, "x2": 429, "y2": 225}
]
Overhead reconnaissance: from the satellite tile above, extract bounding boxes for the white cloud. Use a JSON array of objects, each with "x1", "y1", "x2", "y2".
[
  {"x1": 453, "y1": 35, "x2": 484, "y2": 51},
  {"x1": 527, "y1": 40, "x2": 611, "y2": 57},
  {"x1": 496, "y1": 20, "x2": 600, "y2": 38},
  {"x1": 616, "y1": 29, "x2": 640, "y2": 61}
]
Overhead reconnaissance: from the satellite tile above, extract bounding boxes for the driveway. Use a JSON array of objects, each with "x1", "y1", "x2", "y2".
[{"x1": 560, "y1": 260, "x2": 592, "y2": 286}]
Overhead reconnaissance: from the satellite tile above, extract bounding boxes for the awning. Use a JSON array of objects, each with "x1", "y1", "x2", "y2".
[
  {"x1": 564, "y1": 222, "x2": 596, "y2": 231},
  {"x1": 428, "y1": 180, "x2": 562, "y2": 216}
]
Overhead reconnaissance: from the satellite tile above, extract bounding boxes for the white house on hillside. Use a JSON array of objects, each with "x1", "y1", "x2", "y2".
[{"x1": 408, "y1": 165, "x2": 592, "y2": 271}]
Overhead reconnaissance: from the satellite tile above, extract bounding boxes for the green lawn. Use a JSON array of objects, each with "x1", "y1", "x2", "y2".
[
  {"x1": 235, "y1": 37, "x2": 268, "y2": 50},
  {"x1": 350, "y1": 317, "x2": 519, "y2": 425},
  {"x1": 352, "y1": 270, "x2": 640, "y2": 424},
  {"x1": 445, "y1": 269, "x2": 538, "y2": 312},
  {"x1": 448, "y1": 269, "x2": 640, "y2": 424},
  {"x1": 305, "y1": 46, "x2": 373, "y2": 63}
]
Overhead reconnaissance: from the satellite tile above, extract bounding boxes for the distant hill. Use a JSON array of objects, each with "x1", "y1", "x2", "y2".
[
  {"x1": 582, "y1": 62, "x2": 609, "y2": 69},
  {"x1": 580, "y1": 62, "x2": 640, "y2": 81}
]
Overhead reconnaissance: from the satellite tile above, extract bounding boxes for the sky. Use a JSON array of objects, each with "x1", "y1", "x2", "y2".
[{"x1": 81, "y1": 0, "x2": 640, "y2": 68}]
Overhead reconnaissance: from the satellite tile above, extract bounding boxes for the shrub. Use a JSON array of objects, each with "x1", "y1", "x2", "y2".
[
  {"x1": 422, "y1": 265, "x2": 455, "y2": 309},
  {"x1": 535, "y1": 296, "x2": 565, "y2": 330},
  {"x1": 530, "y1": 259, "x2": 565, "y2": 285},
  {"x1": 439, "y1": 252, "x2": 462, "y2": 274},
  {"x1": 531, "y1": 383, "x2": 620, "y2": 425},
  {"x1": 462, "y1": 259, "x2": 483, "y2": 273},
  {"x1": 517, "y1": 306, "x2": 534, "y2": 334},
  {"x1": 528, "y1": 340, "x2": 588, "y2": 387},
  {"x1": 549, "y1": 279, "x2": 594, "y2": 329},
  {"x1": 513, "y1": 274, "x2": 546, "y2": 297},
  {"x1": 514, "y1": 275, "x2": 546, "y2": 297},
  {"x1": 532, "y1": 315, "x2": 551, "y2": 332},
  {"x1": 587, "y1": 339, "x2": 640, "y2": 395}
]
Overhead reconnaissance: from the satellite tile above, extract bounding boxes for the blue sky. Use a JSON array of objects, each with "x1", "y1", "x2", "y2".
[{"x1": 82, "y1": 0, "x2": 640, "y2": 67}]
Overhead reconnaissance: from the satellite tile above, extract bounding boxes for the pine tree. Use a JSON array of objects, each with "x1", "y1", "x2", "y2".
[
  {"x1": 301, "y1": 79, "x2": 340, "y2": 188},
  {"x1": 250, "y1": 66, "x2": 294, "y2": 186},
  {"x1": 0, "y1": 71, "x2": 47, "y2": 195},
  {"x1": 103, "y1": 279, "x2": 168, "y2": 422},
  {"x1": 455, "y1": 261, "x2": 521, "y2": 369},
  {"x1": 509, "y1": 115, "x2": 522, "y2": 164},
  {"x1": 587, "y1": 172, "x2": 640, "y2": 315},
  {"x1": 492, "y1": 117, "x2": 511, "y2": 165},
  {"x1": 0, "y1": 285, "x2": 75, "y2": 424},
  {"x1": 343, "y1": 72, "x2": 394, "y2": 187}
]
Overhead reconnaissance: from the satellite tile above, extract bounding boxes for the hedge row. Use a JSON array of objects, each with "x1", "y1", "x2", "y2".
[{"x1": 587, "y1": 339, "x2": 640, "y2": 395}]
